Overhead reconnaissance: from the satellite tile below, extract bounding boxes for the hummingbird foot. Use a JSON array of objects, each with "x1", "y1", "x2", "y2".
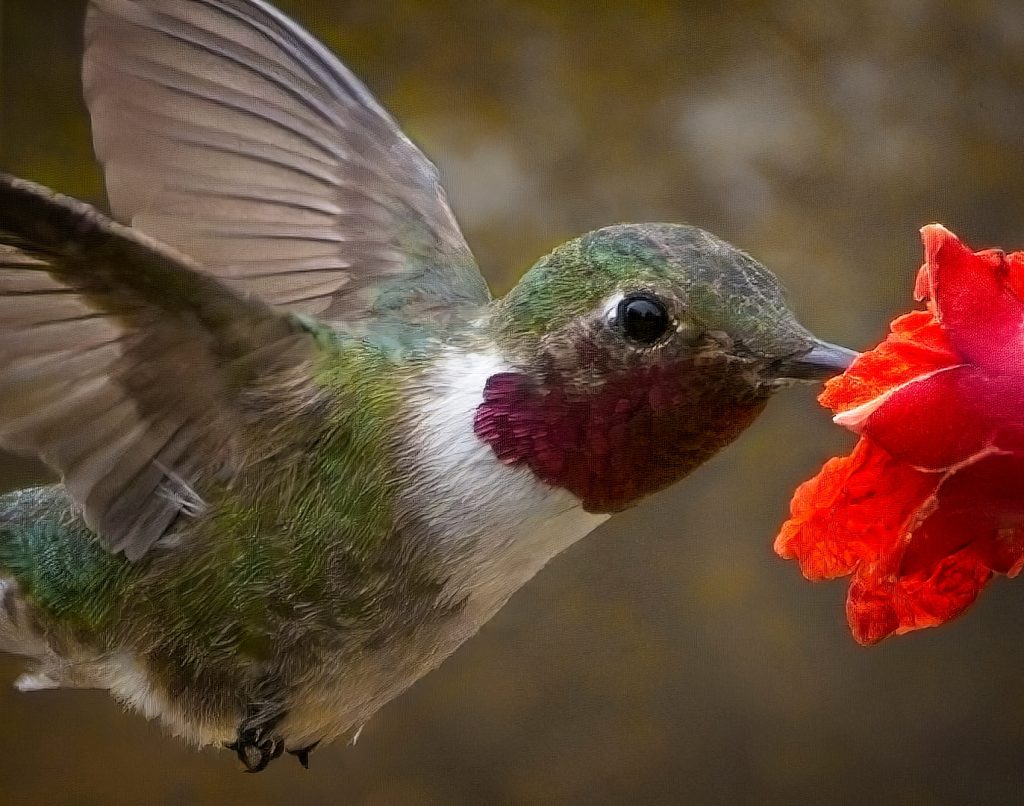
[
  {"x1": 288, "y1": 740, "x2": 320, "y2": 769},
  {"x1": 226, "y1": 706, "x2": 287, "y2": 773},
  {"x1": 226, "y1": 730, "x2": 285, "y2": 773}
]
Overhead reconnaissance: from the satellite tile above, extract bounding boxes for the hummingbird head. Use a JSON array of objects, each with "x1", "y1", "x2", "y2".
[{"x1": 476, "y1": 223, "x2": 856, "y2": 512}]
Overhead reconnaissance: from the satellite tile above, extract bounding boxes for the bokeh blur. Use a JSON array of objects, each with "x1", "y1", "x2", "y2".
[{"x1": 3, "y1": 0, "x2": 1024, "y2": 803}]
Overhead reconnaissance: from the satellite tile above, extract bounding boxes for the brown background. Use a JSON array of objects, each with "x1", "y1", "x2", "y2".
[{"x1": 3, "y1": 1, "x2": 1024, "y2": 804}]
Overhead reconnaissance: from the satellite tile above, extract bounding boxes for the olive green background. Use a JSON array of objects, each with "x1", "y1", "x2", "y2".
[{"x1": 3, "y1": 1, "x2": 1024, "y2": 804}]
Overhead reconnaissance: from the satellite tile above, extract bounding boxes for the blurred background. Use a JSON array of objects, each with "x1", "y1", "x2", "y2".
[{"x1": 2, "y1": 0, "x2": 1024, "y2": 803}]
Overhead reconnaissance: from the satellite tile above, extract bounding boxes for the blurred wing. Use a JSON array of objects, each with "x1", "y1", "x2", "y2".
[
  {"x1": 0, "y1": 175, "x2": 316, "y2": 560},
  {"x1": 84, "y1": 0, "x2": 490, "y2": 323}
]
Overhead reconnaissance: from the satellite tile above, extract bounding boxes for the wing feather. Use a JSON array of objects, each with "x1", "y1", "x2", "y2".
[
  {"x1": 0, "y1": 175, "x2": 317, "y2": 560},
  {"x1": 84, "y1": 0, "x2": 490, "y2": 324}
]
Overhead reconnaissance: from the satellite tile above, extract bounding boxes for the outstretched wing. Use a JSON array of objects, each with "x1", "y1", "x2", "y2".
[
  {"x1": 84, "y1": 0, "x2": 490, "y2": 323},
  {"x1": 0, "y1": 175, "x2": 317, "y2": 560}
]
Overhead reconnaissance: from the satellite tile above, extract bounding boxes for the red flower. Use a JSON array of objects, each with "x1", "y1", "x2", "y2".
[{"x1": 776, "y1": 225, "x2": 1024, "y2": 644}]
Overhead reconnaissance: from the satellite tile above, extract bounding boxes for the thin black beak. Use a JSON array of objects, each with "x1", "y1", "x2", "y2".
[{"x1": 774, "y1": 340, "x2": 859, "y2": 383}]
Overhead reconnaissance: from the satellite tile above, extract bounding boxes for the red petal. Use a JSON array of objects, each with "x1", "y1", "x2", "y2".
[
  {"x1": 905, "y1": 453, "x2": 1024, "y2": 578},
  {"x1": 922, "y1": 224, "x2": 1024, "y2": 379},
  {"x1": 847, "y1": 453, "x2": 1024, "y2": 644},
  {"x1": 780, "y1": 226, "x2": 1024, "y2": 646},
  {"x1": 847, "y1": 549, "x2": 991, "y2": 645},
  {"x1": 820, "y1": 310, "x2": 960, "y2": 415},
  {"x1": 1007, "y1": 251, "x2": 1024, "y2": 303},
  {"x1": 845, "y1": 568, "x2": 900, "y2": 645},
  {"x1": 775, "y1": 439, "x2": 936, "y2": 581},
  {"x1": 858, "y1": 366, "x2": 1022, "y2": 470},
  {"x1": 913, "y1": 264, "x2": 931, "y2": 302}
]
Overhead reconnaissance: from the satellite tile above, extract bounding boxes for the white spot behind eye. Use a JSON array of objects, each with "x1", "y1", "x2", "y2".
[{"x1": 602, "y1": 291, "x2": 626, "y2": 325}]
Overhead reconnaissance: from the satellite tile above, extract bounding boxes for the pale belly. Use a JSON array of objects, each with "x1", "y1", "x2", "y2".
[{"x1": 279, "y1": 502, "x2": 607, "y2": 748}]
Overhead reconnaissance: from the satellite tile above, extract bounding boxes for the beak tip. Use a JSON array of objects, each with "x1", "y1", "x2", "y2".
[
  {"x1": 807, "y1": 340, "x2": 859, "y2": 371},
  {"x1": 775, "y1": 340, "x2": 859, "y2": 383}
]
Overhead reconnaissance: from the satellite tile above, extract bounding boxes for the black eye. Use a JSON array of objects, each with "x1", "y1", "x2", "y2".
[{"x1": 617, "y1": 293, "x2": 670, "y2": 344}]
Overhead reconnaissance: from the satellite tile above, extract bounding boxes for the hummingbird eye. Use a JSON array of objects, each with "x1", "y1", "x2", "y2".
[{"x1": 616, "y1": 293, "x2": 671, "y2": 345}]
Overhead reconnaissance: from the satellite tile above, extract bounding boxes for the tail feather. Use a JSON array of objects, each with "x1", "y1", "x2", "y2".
[
  {"x1": 0, "y1": 577, "x2": 50, "y2": 665},
  {"x1": 0, "y1": 487, "x2": 64, "y2": 659},
  {"x1": 0, "y1": 486, "x2": 122, "y2": 688}
]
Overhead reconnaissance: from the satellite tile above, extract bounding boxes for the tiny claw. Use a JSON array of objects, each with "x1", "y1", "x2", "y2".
[{"x1": 289, "y1": 740, "x2": 320, "y2": 770}]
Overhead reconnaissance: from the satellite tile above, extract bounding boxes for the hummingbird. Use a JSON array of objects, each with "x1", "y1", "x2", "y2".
[{"x1": 0, "y1": 0, "x2": 855, "y2": 772}]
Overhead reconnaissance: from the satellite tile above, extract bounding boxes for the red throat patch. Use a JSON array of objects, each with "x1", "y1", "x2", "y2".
[{"x1": 473, "y1": 362, "x2": 767, "y2": 512}]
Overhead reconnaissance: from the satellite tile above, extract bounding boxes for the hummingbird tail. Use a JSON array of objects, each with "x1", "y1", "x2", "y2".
[
  {"x1": 0, "y1": 487, "x2": 117, "y2": 691},
  {"x1": 0, "y1": 489, "x2": 54, "y2": 662},
  {"x1": 0, "y1": 577, "x2": 47, "y2": 662}
]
